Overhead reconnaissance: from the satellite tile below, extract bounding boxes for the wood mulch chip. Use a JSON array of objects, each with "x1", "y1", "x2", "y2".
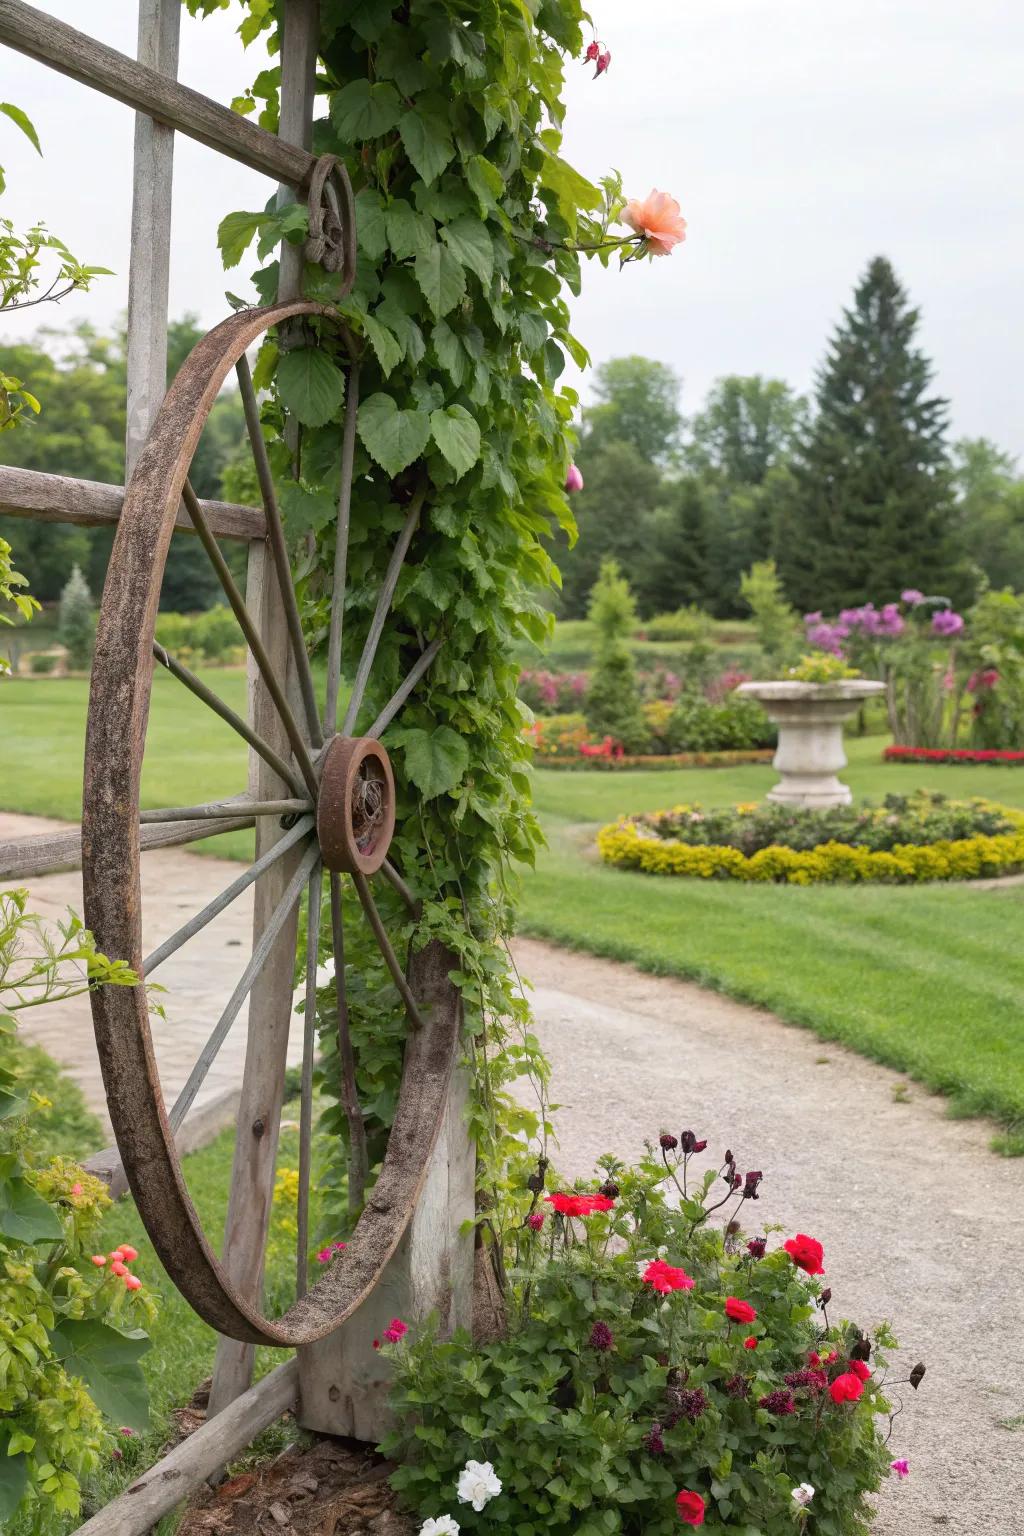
[{"x1": 171, "y1": 1382, "x2": 416, "y2": 1536}]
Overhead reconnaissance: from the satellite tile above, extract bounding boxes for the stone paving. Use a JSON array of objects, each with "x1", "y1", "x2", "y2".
[{"x1": 0, "y1": 810, "x2": 306, "y2": 1136}]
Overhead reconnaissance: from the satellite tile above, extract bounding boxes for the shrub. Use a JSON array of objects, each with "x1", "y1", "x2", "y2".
[
  {"x1": 0, "y1": 892, "x2": 155, "y2": 1524},
  {"x1": 740, "y1": 561, "x2": 800, "y2": 671},
  {"x1": 522, "y1": 713, "x2": 591, "y2": 758},
  {"x1": 154, "y1": 605, "x2": 244, "y2": 665},
  {"x1": 585, "y1": 563, "x2": 650, "y2": 753},
  {"x1": 786, "y1": 654, "x2": 861, "y2": 684},
  {"x1": 667, "y1": 693, "x2": 776, "y2": 753},
  {"x1": 384, "y1": 1138, "x2": 908, "y2": 1536},
  {"x1": 518, "y1": 669, "x2": 588, "y2": 716},
  {"x1": 643, "y1": 605, "x2": 714, "y2": 644},
  {"x1": 56, "y1": 563, "x2": 95, "y2": 671},
  {"x1": 28, "y1": 652, "x2": 56, "y2": 675},
  {"x1": 598, "y1": 793, "x2": 1024, "y2": 884}
]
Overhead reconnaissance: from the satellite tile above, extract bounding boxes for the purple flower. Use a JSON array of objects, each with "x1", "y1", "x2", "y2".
[
  {"x1": 878, "y1": 603, "x2": 905, "y2": 637},
  {"x1": 565, "y1": 464, "x2": 584, "y2": 493},
  {"x1": 891, "y1": 1459, "x2": 910, "y2": 1479},
  {"x1": 932, "y1": 609, "x2": 964, "y2": 637},
  {"x1": 643, "y1": 1422, "x2": 666, "y2": 1455},
  {"x1": 901, "y1": 589, "x2": 925, "y2": 605},
  {"x1": 747, "y1": 1237, "x2": 767, "y2": 1259},
  {"x1": 724, "y1": 1374, "x2": 749, "y2": 1399},
  {"x1": 759, "y1": 1389, "x2": 798, "y2": 1416},
  {"x1": 677, "y1": 1388, "x2": 707, "y2": 1422},
  {"x1": 588, "y1": 1321, "x2": 614, "y2": 1352}
]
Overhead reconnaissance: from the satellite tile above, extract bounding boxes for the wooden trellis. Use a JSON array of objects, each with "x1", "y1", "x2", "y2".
[{"x1": 0, "y1": 3, "x2": 475, "y2": 1528}]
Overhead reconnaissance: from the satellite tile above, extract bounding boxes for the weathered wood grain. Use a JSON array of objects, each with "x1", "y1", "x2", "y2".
[
  {"x1": 0, "y1": 0, "x2": 315, "y2": 187},
  {"x1": 0, "y1": 466, "x2": 265, "y2": 541},
  {"x1": 0, "y1": 808, "x2": 256, "y2": 882}
]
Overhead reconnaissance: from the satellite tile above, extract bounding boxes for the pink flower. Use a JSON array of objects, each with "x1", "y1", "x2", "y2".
[
  {"x1": 891, "y1": 1459, "x2": 910, "y2": 1479},
  {"x1": 382, "y1": 1318, "x2": 408, "y2": 1343},
  {"x1": 70, "y1": 1182, "x2": 83, "y2": 1197},
  {"x1": 595, "y1": 48, "x2": 611, "y2": 76},
  {"x1": 584, "y1": 40, "x2": 600, "y2": 61},
  {"x1": 111, "y1": 1260, "x2": 128, "y2": 1277},
  {"x1": 117, "y1": 1245, "x2": 139, "y2": 1263},
  {"x1": 91, "y1": 1254, "x2": 106, "y2": 1267},
  {"x1": 317, "y1": 1248, "x2": 333, "y2": 1263},
  {"x1": 124, "y1": 1273, "x2": 142, "y2": 1291},
  {"x1": 642, "y1": 1259, "x2": 695, "y2": 1294},
  {"x1": 120, "y1": 1427, "x2": 136, "y2": 1438},
  {"x1": 623, "y1": 190, "x2": 687, "y2": 256},
  {"x1": 565, "y1": 464, "x2": 584, "y2": 493},
  {"x1": 527, "y1": 1210, "x2": 545, "y2": 1231}
]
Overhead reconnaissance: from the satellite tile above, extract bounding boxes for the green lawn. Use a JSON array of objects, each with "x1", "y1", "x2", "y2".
[
  {"x1": 522, "y1": 735, "x2": 1024, "y2": 1154},
  {"x1": 3, "y1": 677, "x2": 1023, "y2": 1151}
]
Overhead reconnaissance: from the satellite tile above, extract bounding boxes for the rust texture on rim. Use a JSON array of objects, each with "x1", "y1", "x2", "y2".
[
  {"x1": 317, "y1": 735, "x2": 396, "y2": 876},
  {"x1": 82, "y1": 299, "x2": 459, "y2": 1344}
]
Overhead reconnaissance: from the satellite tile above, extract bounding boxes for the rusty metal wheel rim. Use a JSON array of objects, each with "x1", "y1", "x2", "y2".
[{"x1": 82, "y1": 299, "x2": 454, "y2": 1345}]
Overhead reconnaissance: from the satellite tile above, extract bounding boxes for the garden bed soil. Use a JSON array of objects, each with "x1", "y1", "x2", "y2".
[{"x1": 171, "y1": 1385, "x2": 414, "y2": 1536}]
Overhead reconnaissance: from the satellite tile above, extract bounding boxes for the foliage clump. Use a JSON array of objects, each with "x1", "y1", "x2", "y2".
[
  {"x1": 56, "y1": 563, "x2": 94, "y2": 671},
  {"x1": 585, "y1": 560, "x2": 650, "y2": 752}
]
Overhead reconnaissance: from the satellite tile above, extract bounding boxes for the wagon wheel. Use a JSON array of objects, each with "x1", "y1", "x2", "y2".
[{"x1": 81, "y1": 296, "x2": 456, "y2": 1346}]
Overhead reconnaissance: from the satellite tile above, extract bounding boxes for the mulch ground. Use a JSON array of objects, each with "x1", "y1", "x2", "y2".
[{"x1": 171, "y1": 1383, "x2": 416, "y2": 1536}]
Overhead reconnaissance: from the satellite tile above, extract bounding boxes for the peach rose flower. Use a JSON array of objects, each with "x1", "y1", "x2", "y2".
[{"x1": 622, "y1": 190, "x2": 687, "y2": 256}]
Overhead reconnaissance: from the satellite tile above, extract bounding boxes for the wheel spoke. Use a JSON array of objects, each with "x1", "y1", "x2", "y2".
[
  {"x1": 351, "y1": 870, "x2": 425, "y2": 1032},
  {"x1": 323, "y1": 359, "x2": 360, "y2": 739},
  {"x1": 167, "y1": 841, "x2": 320, "y2": 1132},
  {"x1": 366, "y1": 633, "x2": 444, "y2": 740},
  {"x1": 296, "y1": 861, "x2": 322, "y2": 1298},
  {"x1": 182, "y1": 479, "x2": 319, "y2": 799},
  {"x1": 341, "y1": 478, "x2": 427, "y2": 737},
  {"x1": 329, "y1": 873, "x2": 368, "y2": 1215},
  {"x1": 236, "y1": 356, "x2": 322, "y2": 749},
  {"x1": 378, "y1": 858, "x2": 421, "y2": 918},
  {"x1": 143, "y1": 816, "x2": 314, "y2": 977},
  {"x1": 140, "y1": 798, "x2": 310, "y2": 824},
  {"x1": 154, "y1": 642, "x2": 306, "y2": 799}
]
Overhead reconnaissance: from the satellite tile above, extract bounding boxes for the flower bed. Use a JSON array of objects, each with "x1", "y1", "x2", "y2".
[
  {"x1": 535, "y1": 749, "x2": 776, "y2": 771},
  {"x1": 885, "y1": 745, "x2": 1024, "y2": 766},
  {"x1": 382, "y1": 1131, "x2": 917, "y2": 1536},
  {"x1": 598, "y1": 792, "x2": 1024, "y2": 883}
]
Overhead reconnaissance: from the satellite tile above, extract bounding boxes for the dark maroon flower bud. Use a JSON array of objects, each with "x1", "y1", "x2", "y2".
[
  {"x1": 594, "y1": 47, "x2": 611, "y2": 76},
  {"x1": 680, "y1": 1130, "x2": 696, "y2": 1153},
  {"x1": 909, "y1": 1362, "x2": 926, "y2": 1390},
  {"x1": 731, "y1": 1173, "x2": 743, "y2": 1190},
  {"x1": 584, "y1": 39, "x2": 600, "y2": 61},
  {"x1": 726, "y1": 1220, "x2": 740, "y2": 1236},
  {"x1": 526, "y1": 1157, "x2": 548, "y2": 1194},
  {"x1": 660, "y1": 1133, "x2": 679, "y2": 1151},
  {"x1": 759, "y1": 1389, "x2": 797, "y2": 1416},
  {"x1": 742, "y1": 1170, "x2": 763, "y2": 1200},
  {"x1": 724, "y1": 1149, "x2": 733, "y2": 1164},
  {"x1": 747, "y1": 1237, "x2": 767, "y2": 1259},
  {"x1": 693, "y1": 1138, "x2": 708, "y2": 1152},
  {"x1": 819, "y1": 1287, "x2": 832, "y2": 1306},
  {"x1": 850, "y1": 1336, "x2": 871, "y2": 1362},
  {"x1": 643, "y1": 1422, "x2": 665, "y2": 1455},
  {"x1": 678, "y1": 1388, "x2": 707, "y2": 1422},
  {"x1": 725, "y1": 1374, "x2": 749, "y2": 1399},
  {"x1": 588, "y1": 1321, "x2": 614, "y2": 1352},
  {"x1": 600, "y1": 1179, "x2": 620, "y2": 1199}
]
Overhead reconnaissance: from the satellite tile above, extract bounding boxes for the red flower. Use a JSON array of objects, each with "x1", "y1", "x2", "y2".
[
  {"x1": 783, "y1": 1234, "x2": 825, "y2": 1275},
  {"x1": 545, "y1": 1192, "x2": 616, "y2": 1217},
  {"x1": 675, "y1": 1490, "x2": 706, "y2": 1526},
  {"x1": 642, "y1": 1259, "x2": 695, "y2": 1294},
  {"x1": 829, "y1": 1371, "x2": 865, "y2": 1405},
  {"x1": 725, "y1": 1296, "x2": 757, "y2": 1324},
  {"x1": 848, "y1": 1358, "x2": 871, "y2": 1382},
  {"x1": 743, "y1": 1336, "x2": 758, "y2": 1351}
]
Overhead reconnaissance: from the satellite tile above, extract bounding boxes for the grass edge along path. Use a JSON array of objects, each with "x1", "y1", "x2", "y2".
[{"x1": 518, "y1": 821, "x2": 1024, "y2": 1157}]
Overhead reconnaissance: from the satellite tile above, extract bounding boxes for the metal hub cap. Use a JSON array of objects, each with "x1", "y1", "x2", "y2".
[{"x1": 316, "y1": 735, "x2": 396, "y2": 875}]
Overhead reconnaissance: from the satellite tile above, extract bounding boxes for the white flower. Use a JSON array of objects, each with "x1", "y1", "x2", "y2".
[
  {"x1": 419, "y1": 1518, "x2": 460, "y2": 1536},
  {"x1": 456, "y1": 1459, "x2": 502, "y2": 1512},
  {"x1": 791, "y1": 1483, "x2": 815, "y2": 1507}
]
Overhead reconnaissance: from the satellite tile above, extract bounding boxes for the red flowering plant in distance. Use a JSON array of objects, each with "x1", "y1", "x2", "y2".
[{"x1": 384, "y1": 1128, "x2": 924, "y2": 1536}]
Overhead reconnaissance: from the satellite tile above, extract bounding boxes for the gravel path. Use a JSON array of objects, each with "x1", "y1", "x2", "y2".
[{"x1": 512, "y1": 937, "x2": 1024, "y2": 1536}]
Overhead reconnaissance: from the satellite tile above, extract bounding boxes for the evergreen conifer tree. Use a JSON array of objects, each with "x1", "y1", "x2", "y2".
[
  {"x1": 780, "y1": 257, "x2": 964, "y2": 611},
  {"x1": 584, "y1": 560, "x2": 649, "y2": 751},
  {"x1": 57, "y1": 563, "x2": 95, "y2": 671}
]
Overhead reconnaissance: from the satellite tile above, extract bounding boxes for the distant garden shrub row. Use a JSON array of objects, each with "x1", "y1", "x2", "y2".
[
  {"x1": 885, "y1": 745, "x2": 1024, "y2": 765},
  {"x1": 598, "y1": 793, "x2": 1024, "y2": 884}
]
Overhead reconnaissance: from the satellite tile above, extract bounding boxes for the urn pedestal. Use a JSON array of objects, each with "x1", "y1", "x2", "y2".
[{"x1": 737, "y1": 681, "x2": 886, "y2": 808}]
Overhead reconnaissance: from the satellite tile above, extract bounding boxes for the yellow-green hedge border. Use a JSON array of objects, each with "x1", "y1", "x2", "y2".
[{"x1": 596, "y1": 812, "x2": 1024, "y2": 885}]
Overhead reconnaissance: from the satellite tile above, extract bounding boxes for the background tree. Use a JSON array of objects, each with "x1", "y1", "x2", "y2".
[
  {"x1": 582, "y1": 354, "x2": 682, "y2": 464},
  {"x1": 953, "y1": 437, "x2": 1024, "y2": 594},
  {"x1": 779, "y1": 256, "x2": 965, "y2": 611},
  {"x1": 637, "y1": 475, "x2": 711, "y2": 616},
  {"x1": 739, "y1": 559, "x2": 799, "y2": 670},
  {"x1": 584, "y1": 559, "x2": 649, "y2": 750},
  {"x1": 56, "y1": 561, "x2": 94, "y2": 669}
]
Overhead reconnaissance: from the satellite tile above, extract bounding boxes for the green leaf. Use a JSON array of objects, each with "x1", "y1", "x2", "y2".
[
  {"x1": 0, "y1": 103, "x2": 40, "y2": 155},
  {"x1": 413, "y1": 244, "x2": 466, "y2": 319},
  {"x1": 0, "y1": 1430, "x2": 28, "y2": 1521},
  {"x1": 355, "y1": 187, "x2": 388, "y2": 260},
  {"x1": 348, "y1": 0, "x2": 394, "y2": 42},
  {"x1": 376, "y1": 300, "x2": 425, "y2": 368},
  {"x1": 49, "y1": 1321, "x2": 151, "y2": 1431},
  {"x1": 430, "y1": 320, "x2": 466, "y2": 385},
  {"x1": 217, "y1": 210, "x2": 265, "y2": 269},
  {"x1": 357, "y1": 394, "x2": 431, "y2": 477},
  {"x1": 0, "y1": 1176, "x2": 62, "y2": 1244},
  {"x1": 363, "y1": 315, "x2": 403, "y2": 377},
  {"x1": 466, "y1": 154, "x2": 504, "y2": 212},
  {"x1": 430, "y1": 406, "x2": 481, "y2": 478},
  {"x1": 385, "y1": 200, "x2": 435, "y2": 260},
  {"x1": 440, "y1": 217, "x2": 494, "y2": 286},
  {"x1": 279, "y1": 481, "x2": 337, "y2": 538},
  {"x1": 393, "y1": 726, "x2": 469, "y2": 798},
  {"x1": 399, "y1": 109, "x2": 455, "y2": 185},
  {"x1": 330, "y1": 80, "x2": 402, "y2": 142},
  {"x1": 276, "y1": 348, "x2": 345, "y2": 427},
  {"x1": 519, "y1": 311, "x2": 548, "y2": 355}
]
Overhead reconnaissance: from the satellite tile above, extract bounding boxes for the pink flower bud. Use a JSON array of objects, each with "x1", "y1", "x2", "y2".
[
  {"x1": 124, "y1": 1273, "x2": 142, "y2": 1291},
  {"x1": 118, "y1": 1244, "x2": 139, "y2": 1263},
  {"x1": 595, "y1": 48, "x2": 611, "y2": 76},
  {"x1": 564, "y1": 464, "x2": 584, "y2": 493},
  {"x1": 111, "y1": 1260, "x2": 128, "y2": 1277},
  {"x1": 91, "y1": 1254, "x2": 106, "y2": 1267},
  {"x1": 70, "y1": 1182, "x2": 83, "y2": 1197},
  {"x1": 584, "y1": 40, "x2": 600, "y2": 61},
  {"x1": 527, "y1": 1210, "x2": 545, "y2": 1231}
]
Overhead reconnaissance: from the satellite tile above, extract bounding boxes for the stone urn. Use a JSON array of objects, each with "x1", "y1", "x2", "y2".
[{"x1": 737, "y1": 680, "x2": 886, "y2": 808}]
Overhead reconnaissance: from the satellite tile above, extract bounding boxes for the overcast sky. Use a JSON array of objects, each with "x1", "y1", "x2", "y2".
[{"x1": 2, "y1": 0, "x2": 1022, "y2": 454}]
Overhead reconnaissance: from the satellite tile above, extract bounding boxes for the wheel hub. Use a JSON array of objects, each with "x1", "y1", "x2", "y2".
[{"x1": 316, "y1": 735, "x2": 396, "y2": 875}]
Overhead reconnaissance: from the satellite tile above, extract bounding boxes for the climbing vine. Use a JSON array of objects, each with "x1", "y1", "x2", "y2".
[{"x1": 190, "y1": 0, "x2": 681, "y2": 1252}]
